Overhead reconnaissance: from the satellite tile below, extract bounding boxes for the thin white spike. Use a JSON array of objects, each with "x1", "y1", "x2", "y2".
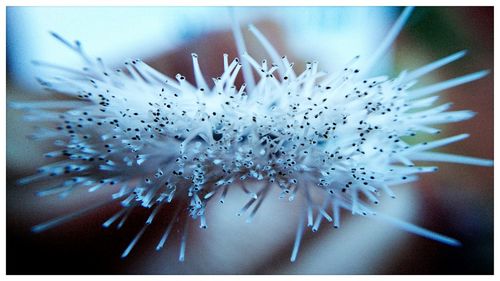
[
  {"x1": 102, "y1": 208, "x2": 128, "y2": 228},
  {"x1": 179, "y1": 217, "x2": 189, "y2": 262},
  {"x1": 145, "y1": 203, "x2": 162, "y2": 224},
  {"x1": 303, "y1": 185, "x2": 314, "y2": 227},
  {"x1": 32, "y1": 198, "x2": 118, "y2": 233},
  {"x1": 191, "y1": 53, "x2": 208, "y2": 90},
  {"x1": 361, "y1": 188, "x2": 379, "y2": 205},
  {"x1": 49, "y1": 31, "x2": 77, "y2": 50},
  {"x1": 230, "y1": 8, "x2": 255, "y2": 92},
  {"x1": 219, "y1": 186, "x2": 229, "y2": 203},
  {"x1": 237, "y1": 197, "x2": 257, "y2": 216},
  {"x1": 409, "y1": 152, "x2": 493, "y2": 166},
  {"x1": 237, "y1": 83, "x2": 246, "y2": 96},
  {"x1": 394, "y1": 154, "x2": 415, "y2": 167},
  {"x1": 411, "y1": 125, "x2": 442, "y2": 134},
  {"x1": 373, "y1": 213, "x2": 461, "y2": 246},
  {"x1": 203, "y1": 184, "x2": 224, "y2": 200},
  {"x1": 332, "y1": 200, "x2": 340, "y2": 228},
  {"x1": 215, "y1": 59, "x2": 239, "y2": 89},
  {"x1": 246, "y1": 186, "x2": 269, "y2": 223},
  {"x1": 290, "y1": 214, "x2": 305, "y2": 262},
  {"x1": 49, "y1": 32, "x2": 93, "y2": 65},
  {"x1": 156, "y1": 206, "x2": 182, "y2": 251},
  {"x1": 288, "y1": 185, "x2": 299, "y2": 202},
  {"x1": 313, "y1": 198, "x2": 331, "y2": 231},
  {"x1": 10, "y1": 101, "x2": 88, "y2": 110},
  {"x1": 17, "y1": 173, "x2": 48, "y2": 185},
  {"x1": 319, "y1": 208, "x2": 333, "y2": 222},
  {"x1": 404, "y1": 50, "x2": 467, "y2": 82},
  {"x1": 385, "y1": 175, "x2": 419, "y2": 186},
  {"x1": 223, "y1": 53, "x2": 229, "y2": 71},
  {"x1": 407, "y1": 96, "x2": 440, "y2": 109},
  {"x1": 134, "y1": 60, "x2": 178, "y2": 85},
  {"x1": 203, "y1": 189, "x2": 217, "y2": 200},
  {"x1": 380, "y1": 184, "x2": 397, "y2": 199},
  {"x1": 121, "y1": 223, "x2": 149, "y2": 258},
  {"x1": 386, "y1": 165, "x2": 437, "y2": 174},
  {"x1": 117, "y1": 206, "x2": 134, "y2": 229},
  {"x1": 409, "y1": 70, "x2": 489, "y2": 99},
  {"x1": 312, "y1": 211, "x2": 323, "y2": 232},
  {"x1": 226, "y1": 63, "x2": 242, "y2": 89},
  {"x1": 307, "y1": 205, "x2": 313, "y2": 227},
  {"x1": 281, "y1": 56, "x2": 297, "y2": 80},
  {"x1": 260, "y1": 58, "x2": 268, "y2": 72},
  {"x1": 408, "y1": 102, "x2": 453, "y2": 117},
  {"x1": 199, "y1": 215, "x2": 207, "y2": 229},
  {"x1": 31, "y1": 60, "x2": 88, "y2": 76},
  {"x1": 416, "y1": 111, "x2": 476, "y2": 124},
  {"x1": 242, "y1": 52, "x2": 263, "y2": 74},
  {"x1": 405, "y1": 134, "x2": 469, "y2": 153},
  {"x1": 124, "y1": 61, "x2": 145, "y2": 82},
  {"x1": 248, "y1": 24, "x2": 285, "y2": 76},
  {"x1": 363, "y1": 7, "x2": 415, "y2": 74}
]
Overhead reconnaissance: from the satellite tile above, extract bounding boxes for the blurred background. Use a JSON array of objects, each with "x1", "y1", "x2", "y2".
[{"x1": 6, "y1": 6, "x2": 493, "y2": 274}]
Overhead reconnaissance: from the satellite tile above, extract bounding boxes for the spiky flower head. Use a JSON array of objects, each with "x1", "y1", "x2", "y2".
[{"x1": 13, "y1": 7, "x2": 492, "y2": 262}]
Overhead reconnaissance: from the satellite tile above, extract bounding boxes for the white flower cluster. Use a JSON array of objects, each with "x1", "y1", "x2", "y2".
[{"x1": 14, "y1": 7, "x2": 492, "y2": 262}]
